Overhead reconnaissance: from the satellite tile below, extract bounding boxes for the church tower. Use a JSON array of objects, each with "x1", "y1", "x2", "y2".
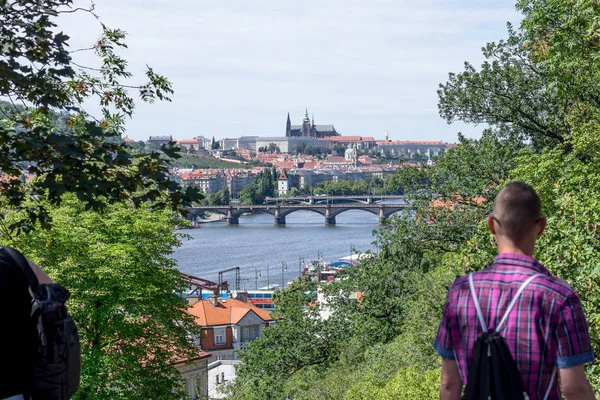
[
  {"x1": 301, "y1": 108, "x2": 311, "y2": 137},
  {"x1": 286, "y1": 112, "x2": 292, "y2": 137}
]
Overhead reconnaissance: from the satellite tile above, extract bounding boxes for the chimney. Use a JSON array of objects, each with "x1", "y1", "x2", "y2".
[
  {"x1": 234, "y1": 291, "x2": 248, "y2": 303},
  {"x1": 208, "y1": 294, "x2": 219, "y2": 307}
]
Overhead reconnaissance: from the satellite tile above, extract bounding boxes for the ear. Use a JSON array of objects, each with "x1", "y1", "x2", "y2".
[
  {"x1": 537, "y1": 217, "x2": 547, "y2": 237},
  {"x1": 487, "y1": 215, "x2": 496, "y2": 235}
]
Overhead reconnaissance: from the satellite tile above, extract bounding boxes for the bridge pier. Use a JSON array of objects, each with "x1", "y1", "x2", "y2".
[
  {"x1": 379, "y1": 207, "x2": 387, "y2": 224},
  {"x1": 226, "y1": 208, "x2": 239, "y2": 225},
  {"x1": 325, "y1": 206, "x2": 336, "y2": 226},
  {"x1": 274, "y1": 207, "x2": 286, "y2": 226}
]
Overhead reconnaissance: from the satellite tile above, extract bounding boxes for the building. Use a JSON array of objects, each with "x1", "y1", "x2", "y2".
[
  {"x1": 228, "y1": 173, "x2": 256, "y2": 199},
  {"x1": 188, "y1": 293, "x2": 273, "y2": 363},
  {"x1": 278, "y1": 169, "x2": 289, "y2": 196},
  {"x1": 375, "y1": 140, "x2": 448, "y2": 159},
  {"x1": 220, "y1": 138, "x2": 239, "y2": 151},
  {"x1": 286, "y1": 109, "x2": 339, "y2": 138},
  {"x1": 147, "y1": 135, "x2": 173, "y2": 149},
  {"x1": 287, "y1": 169, "x2": 331, "y2": 188},
  {"x1": 321, "y1": 136, "x2": 377, "y2": 149},
  {"x1": 238, "y1": 136, "x2": 259, "y2": 151},
  {"x1": 255, "y1": 136, "x2": 329, "y2": 154},
  {"x1": 174, "y1": 349, "x2": 211, "y2": 400},
  {"x1": 180, "y1": 170, "x2": 227, "y2": 194},
  {"x1": 177, "y1": 138, "x2": 202, "y2": 153}
]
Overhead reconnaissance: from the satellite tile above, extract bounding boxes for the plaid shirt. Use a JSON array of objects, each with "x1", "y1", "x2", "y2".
[{"x1": 434, "y1": 253, "x2": 594, "y2": 400}]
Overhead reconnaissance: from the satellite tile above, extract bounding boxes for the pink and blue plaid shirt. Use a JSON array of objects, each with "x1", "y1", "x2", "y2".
[{"x1": 435, "y1": 253, "x2": 594, "y2": 400}]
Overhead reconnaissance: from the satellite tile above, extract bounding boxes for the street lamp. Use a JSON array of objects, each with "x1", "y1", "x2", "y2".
[{"x1": 255, "y1": 268, "x2": 261, "y2": 290}]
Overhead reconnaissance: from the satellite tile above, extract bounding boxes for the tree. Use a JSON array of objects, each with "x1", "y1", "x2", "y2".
[
  {"x1": 268, "y1": 142, "x2": 281, "y2": 153},
  {"x1": 333, "y1": 144, "x2": 346, "y2": 156},
  {"x1": 0, "y1": 195, "x2": 199, "y2": 399},
  {"x1": 0, "y1": 1, "x2": 200, "y2": 232},
  {"x1": 211, "y1": 136, "x2": 220, "y2": 150},
  {"x1": 231, "y1": 279, "x2": 354, "y2": 400}
]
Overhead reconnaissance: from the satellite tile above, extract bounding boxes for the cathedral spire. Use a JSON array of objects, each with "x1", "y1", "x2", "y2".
[
  {"x1": 286, "y1": 112, "x2": 292, "y2": 137},
  {"x1": 304, "y1": 108, "x2": 310, "y2": 122},
  {"x1": 312, "y1": 113, "x2": 315, "y2": 127}
]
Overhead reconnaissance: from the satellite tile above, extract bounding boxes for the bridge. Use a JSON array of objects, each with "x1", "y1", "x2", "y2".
[
  {"x1": 262, "y1": 194, "x2": 404, "y2": 205},
  {"x1": 190, "y1": 203, "x2": 410, "y2": 226}
]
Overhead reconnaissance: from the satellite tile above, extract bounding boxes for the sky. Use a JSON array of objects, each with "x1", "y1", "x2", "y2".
[{"x1": 59, "y1": 0, "x2": 522, "y2": 143}]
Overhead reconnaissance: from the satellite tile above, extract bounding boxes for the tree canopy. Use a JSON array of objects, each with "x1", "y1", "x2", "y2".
[{"x1": 0, "y1": 0, "x2": 200, "y2": 232}]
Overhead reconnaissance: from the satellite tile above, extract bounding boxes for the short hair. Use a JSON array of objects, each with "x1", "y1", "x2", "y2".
[{"x1": 492, "y1": 182, "x2": 541, "y2": 239}]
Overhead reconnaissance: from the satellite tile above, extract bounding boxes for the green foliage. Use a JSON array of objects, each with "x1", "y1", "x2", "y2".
[
  {"x1": 202, "y1": 186, "x2": 230, "y2": 205},
  {"x1": 230, "y1": 279, "x2": 354, "y2": 400},
  {"x1": 1, "y1": 195, "x2": 198, "y2": 399},
  {"x1": 0, "y1": 2, "x2": 201, "y2": 232},
  {"x1": 345, "y1": 367, "x2": 440, "y2": 400},
  {"x1": 238, "y1": 169, "x2": 276, "y2": 205}
]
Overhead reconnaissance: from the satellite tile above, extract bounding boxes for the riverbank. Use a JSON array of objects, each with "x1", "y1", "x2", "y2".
[{"x1": 196, "y1": 212, "x2": 225, "y2": 224}]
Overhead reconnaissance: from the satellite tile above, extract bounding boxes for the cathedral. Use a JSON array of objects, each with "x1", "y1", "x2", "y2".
[{"x1": 285, "y1": 109, "x2": 339, "y2": 138}]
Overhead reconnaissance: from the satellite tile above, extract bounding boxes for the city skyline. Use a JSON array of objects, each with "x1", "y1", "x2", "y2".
[{"x1": 60, "y1": 0, "x2": 521, "y2": 142}]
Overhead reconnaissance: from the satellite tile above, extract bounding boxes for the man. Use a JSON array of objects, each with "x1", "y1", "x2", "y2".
[
  {"x1": 0, "y1": 248, "x2": 53, "y2": 400},
  {"x1": 434, "y1": 182, "x2": 595, "y2": 400}
]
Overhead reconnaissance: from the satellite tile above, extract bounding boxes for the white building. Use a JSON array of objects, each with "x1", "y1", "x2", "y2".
[{"x1": 278, "y1": 169, "x2": 289, "y2": 196}]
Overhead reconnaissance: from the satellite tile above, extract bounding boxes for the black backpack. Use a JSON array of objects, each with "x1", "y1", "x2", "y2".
[
  {"x1": 462, "y1": 272, "x2": 556, "y2": 400},
  {"x1": 4, "y1": 247, "x2": 81, "y2": 400}
]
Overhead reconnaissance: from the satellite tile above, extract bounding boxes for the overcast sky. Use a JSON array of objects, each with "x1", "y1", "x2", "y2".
[{"x1": 59, "y1": 0, "x2": 521, "y2": 142}]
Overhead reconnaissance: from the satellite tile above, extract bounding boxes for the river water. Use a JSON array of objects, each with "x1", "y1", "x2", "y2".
[{"x1": 173, "y1": 210, "x2": 382, "y2": 290}]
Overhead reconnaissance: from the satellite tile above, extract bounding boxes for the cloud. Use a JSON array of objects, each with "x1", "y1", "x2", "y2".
[{"x1": 58, "y1": 0, "x2": 521, "y2": 142}]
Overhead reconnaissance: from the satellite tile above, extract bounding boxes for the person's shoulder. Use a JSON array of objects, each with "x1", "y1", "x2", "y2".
[
  {"x1": 447, "y1": 273, "x2": 471, "y2": 294},
  {"x1": 533, "y1": 272, "x2": 580, "y2": 301}
]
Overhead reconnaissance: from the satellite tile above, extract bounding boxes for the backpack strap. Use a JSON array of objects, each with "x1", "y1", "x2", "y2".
[
  {"x1": 1, "y1": 246, "x2": 39, "y2": 289},
  {"x1": 469, "y1": 273, "x2": 544, "y2": 333},
  {"x1": 496, "y1": 273, "x2": 544, "y2": 332},
  {"x1": 468, "y1": 273, "x2": 488, "y2": 332}
]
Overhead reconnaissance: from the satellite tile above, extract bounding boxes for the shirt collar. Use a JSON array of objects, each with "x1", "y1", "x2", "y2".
[{"x1": 491, "y1": 252, "x2": 551, "y2": 275}]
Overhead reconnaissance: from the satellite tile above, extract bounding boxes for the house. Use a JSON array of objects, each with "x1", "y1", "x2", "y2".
[
  {"x1": 188, "y1": 293, "x2": 273, "y2": 363},
  {"x1": 178, "y1": 138, "x2": 202, "y2": 152},
  {"x1": 180, "y1": 170, "x2": 227, "y2": 194},
  {"x1": 173, "y1": 348, "x2": 211, "y2": 399}
]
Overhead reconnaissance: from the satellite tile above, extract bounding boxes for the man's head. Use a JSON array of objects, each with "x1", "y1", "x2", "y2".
[{"x1": 488, "y1": 182, "x2": 546, "y2": 255}]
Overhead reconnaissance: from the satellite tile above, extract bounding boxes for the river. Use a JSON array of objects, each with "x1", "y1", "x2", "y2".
[{"x1": 173, "y1": 210, "x2": 382, "y2": 290}]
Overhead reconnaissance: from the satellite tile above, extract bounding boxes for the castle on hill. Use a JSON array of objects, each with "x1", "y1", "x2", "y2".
[{"x1": 286, "y1": 109, "x2": 339, "y2": 138}]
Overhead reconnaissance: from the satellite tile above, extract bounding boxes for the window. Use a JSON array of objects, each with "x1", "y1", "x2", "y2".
[{"x1": 214, "y1": 328, "x2": 226, "y2": 345}]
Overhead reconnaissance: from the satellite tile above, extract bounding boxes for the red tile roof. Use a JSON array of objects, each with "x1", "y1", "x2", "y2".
[
  {"x1": 319, "y1": 136, "x2": 376, "y2": 142},
  {"x1": 278, "y1": 169, "x2": 288, "y2": 180},
  {"x1": 189, "y1": 298, "x2": 273, "y2": 327},
  {"x1": 178, "y1": 139, "x2": 200, "y2": 144}
]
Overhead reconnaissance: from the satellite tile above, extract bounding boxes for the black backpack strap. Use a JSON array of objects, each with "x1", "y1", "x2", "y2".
[{"x1": 1, "y1": 246, "x2": 39, "y2": 289}]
